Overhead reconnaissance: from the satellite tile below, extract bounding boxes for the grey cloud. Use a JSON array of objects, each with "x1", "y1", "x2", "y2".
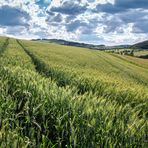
[
  {"x1": 115, "y1": 0, "x2": 148, "y2": 9},
  {"x1": 0, "y1": 5, "x2": 30, "y2": 27},
  {"x1": 133, "y1": 20, "x2": 148, "y2": 33},
  {"x1": 95, "y1": 1, "x2": 148, "y2": 34},
  {"x1": 102, "y1": 16, "x2": 123, "y2": 33},
  {"x1": 52, "y1": 14, "x2": 63, "y2": 22},
  {"x1": 66, "y1": 20, "x2": 88, "y2": 32},
  {"x1": 96, "y1": 0, "x2": 148, "y2": 14},
  {"x1": 96, "y1": 3, "x2": 124, "y2": 14},
  {"x1": 46, "y1": 10, "x2": 55, "y2": 16},
  {"x1": 117, "y1": 10, "x2": 148, "y2": 33},
  {"x1": 46, "y1": 13, "x2": 63, "y2": 27},
  {"x1": 66, "y1": 15, "x2": 76, "y2": 23},
  {"x1": 66, "y1": 18, "x2": 98, "y2": 35},
  {"x1": 50, "y1": 1, "x2": 87, "y2": 15}
]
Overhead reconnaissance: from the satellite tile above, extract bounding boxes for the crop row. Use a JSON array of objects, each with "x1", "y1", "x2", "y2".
[
  {"x1": 0, "y1": 39, "x2": 35, "y2": 70},
  {"x1": 0, "y1": 38, "x2": 9, "y2": 55}
]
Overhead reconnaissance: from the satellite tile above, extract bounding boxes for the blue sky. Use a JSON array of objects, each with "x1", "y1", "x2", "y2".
[{"x1": 0, "y1": 0, "x2": 148, "y2": 45}]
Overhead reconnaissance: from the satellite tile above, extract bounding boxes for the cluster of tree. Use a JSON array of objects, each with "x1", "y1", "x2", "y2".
[
  {"x1": 118, "y1": 50, "x2": 134, "y2": 56},
  {"x1": 107, "y1": 49, "x2": 134, "y2": 56}
]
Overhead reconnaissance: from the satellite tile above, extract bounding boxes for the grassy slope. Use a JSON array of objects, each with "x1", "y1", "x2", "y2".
[
  {"x1": 21, "y1": 40, "x2": 148, "y2": 85},
  {"x1": 19, "y1": 40, "x2": 148, "y2": 111},
  {"x1": 134, "y1": 50, "x2": 148, "y2": 56},
  {"x1": 111, "y1": 53, "x2": 148, "y2": 69},
  {"x1": 0, "y1": 39, "x2": 35, "y2": 70},
  {"x1": 0, "y1": 37, "x2": 148, "y2": 147},
  {"x1": 132, "y1": 40, "x2": 148, "y2": 49}
]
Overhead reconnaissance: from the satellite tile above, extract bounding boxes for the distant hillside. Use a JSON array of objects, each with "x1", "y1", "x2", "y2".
[
  {"x1": 132, "y1": 40, "x2": 148, "y2": 49},
  {"x1": 33, "y1": 39, "x2": 131, "y2": 50},
  {"x1": 33, "y1": 39, "x2": 106, "y2": 50},
  {"x1": 106, "y1": 45, "x2": 130, "y2": 49}
]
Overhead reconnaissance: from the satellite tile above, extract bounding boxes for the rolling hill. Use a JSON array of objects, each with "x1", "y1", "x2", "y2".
[
  {"x1": 33, "y1": 38, "x2": 106, "y2": 50},
  {"x1": 132, "y1": 40, "x2": 148, "y2": 49},
  {"x1": 33, "y1": 38, "x2": 131, "y2": 50}
]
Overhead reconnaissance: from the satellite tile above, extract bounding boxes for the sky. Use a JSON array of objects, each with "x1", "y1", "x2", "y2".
[{"x1": 0, "y1": 0, "x2": 148, "y2": 45}]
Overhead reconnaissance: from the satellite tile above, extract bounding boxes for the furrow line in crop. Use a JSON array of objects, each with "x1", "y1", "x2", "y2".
[
  {"x1": 0, "y1": 38, "x2": 9, "y2": 55},
  {"x1": 16, "y1": 39, "x2": 59, "y2": 79},
  {"x1": 17, "y1": 39, "x2": 77, "y2": 87}
]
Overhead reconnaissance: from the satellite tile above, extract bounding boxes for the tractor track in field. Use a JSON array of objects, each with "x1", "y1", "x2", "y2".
[
  {"x1": 0, "y1": 38, "x2": 9, "y2": 55},
  {"x1": 16, "y1": 39, "x2": 49, "y2": 76},
  {"x1": 16, "y1": 39, "x2": 69, "y2": 87},
  {"x1": 17, "y1": 39, "x2": 77, "y2": 88}
]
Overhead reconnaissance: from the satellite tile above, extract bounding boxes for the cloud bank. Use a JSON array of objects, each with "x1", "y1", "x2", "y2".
[{"x1": 0, "y1": 0, "x2": 148, "y2": 45}]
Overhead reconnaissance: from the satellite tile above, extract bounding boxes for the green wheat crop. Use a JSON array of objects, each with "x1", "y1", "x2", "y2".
[{"x1": 0, "y1": 37, "x2": 147, "y2": 147}]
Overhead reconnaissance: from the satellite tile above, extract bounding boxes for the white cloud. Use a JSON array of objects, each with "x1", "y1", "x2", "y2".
[
  {"x1": 0, "y1": 0, "x2": 147, "y2": 45},
  {"x1": 51, "y1": 0, "x2": 61, "y2": 6},
  {"x1": 0, "y1": 27, "x2": 6, "y2": 35}
]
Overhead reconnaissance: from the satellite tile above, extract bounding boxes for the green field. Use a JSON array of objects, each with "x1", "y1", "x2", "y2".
[
  {"x1": 134, "y1": 50, "x2": 148, "y2": 58},
  {"x1": 134, "y1": 50, "x2": 148, "y2": 56},
  {"x1": 0, "y1": 37, "x2": 148, "y2": 147}
]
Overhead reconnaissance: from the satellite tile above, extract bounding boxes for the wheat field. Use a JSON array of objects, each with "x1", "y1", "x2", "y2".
[{"x1": 0, "y1": 37, "x2": 148, "y2": 147}]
